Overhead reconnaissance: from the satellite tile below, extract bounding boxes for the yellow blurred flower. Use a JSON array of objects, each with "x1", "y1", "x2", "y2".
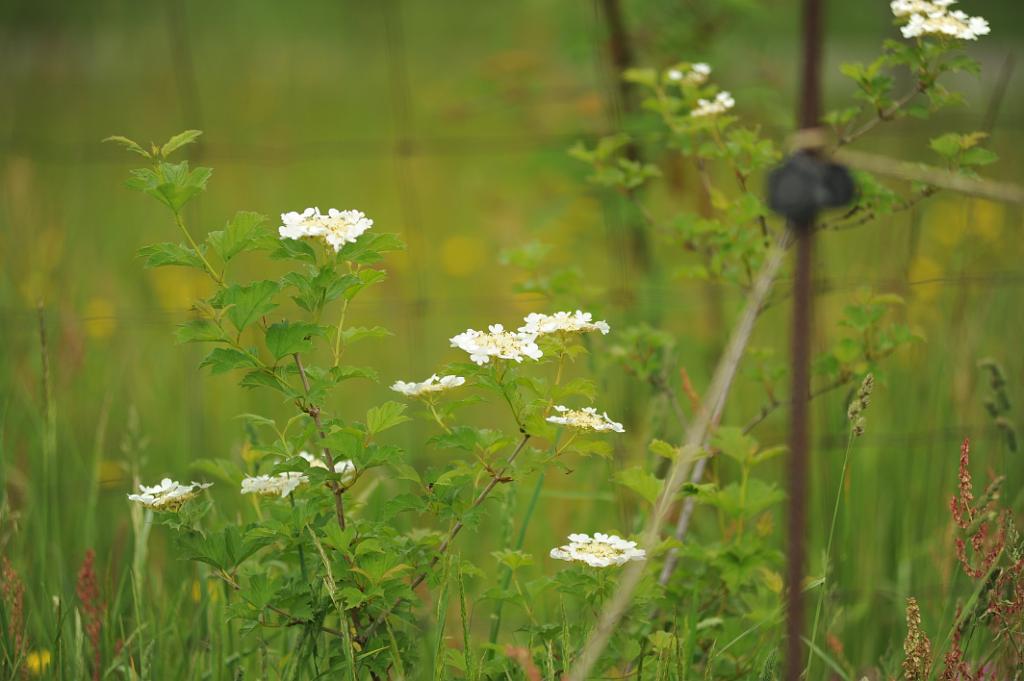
[
  {"x1": 931, "y1": 197, "x2": 1002, "y2": 248},
  {"x1": 83, "y1": 297, "x2": 117, "y2": 339},
  {"x1": 439, "y1": 235, "x2": 485, "y2": 277},
  {"x1": 907, "y1": 255, "x2": 943, "y2": 303},
  {"x1": 148, "y1": 268, "x2": 212, "y2": 310},
  {"x1": 26, "y1": 649, "x2": 52, "y2": 675}
]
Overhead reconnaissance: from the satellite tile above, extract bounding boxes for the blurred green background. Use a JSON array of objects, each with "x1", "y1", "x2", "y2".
[{"x1": 1, "y1": 0, "x2": 1022, "y2": 673}]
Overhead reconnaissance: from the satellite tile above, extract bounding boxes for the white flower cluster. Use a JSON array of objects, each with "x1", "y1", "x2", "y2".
[
  {"x1": 241, "y1": 472, "x2": 308, "y2": 498},
  {"x1": 549, "y1": 532, "x2": 646, "y2": 568},
  {"x1": 546, "y1": 405, "x2": 625, "y2": 433},
  {"x1": 127, "y1": 479, "x2": 213, "y2": 511},
  {"x1": 667, "y1": 62, "x2": 711, "y2": 86},
  {"x1": 449, "y1": 324, "x2": 543, "y2": 366},
  {"x1": 518, "y1": 310, "x2": 610, "y2": 337},
  {"x1": 300, "y1": 451, "x2": 356, "y2": 481},
  {"x1": 891, "y1": 0, "x2": 989, "y2": 40},
  {"x1": 690, "y1": 91, "x2": 735, "y2": 118},
  {"x1": 279, "y1": 207, "x2": 374, "y2": 252},
  {"x1": 390, "y1": 374, "x2": 466, "y2": 398}
]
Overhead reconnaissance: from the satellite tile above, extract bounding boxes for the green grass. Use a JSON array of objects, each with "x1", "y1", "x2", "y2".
[{"x1": 1, "y1": 0, "x2": 1023, "y2": 678}]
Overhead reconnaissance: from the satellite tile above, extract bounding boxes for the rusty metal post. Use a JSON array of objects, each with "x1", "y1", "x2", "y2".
[{"x1": 786, "y1": 0, "x2": 823, "y2": 679}]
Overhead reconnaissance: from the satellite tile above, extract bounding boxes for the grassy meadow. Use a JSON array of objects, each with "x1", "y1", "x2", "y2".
[{"x1": 1, "y1": 1, "x2": 1023, "y2": 678}]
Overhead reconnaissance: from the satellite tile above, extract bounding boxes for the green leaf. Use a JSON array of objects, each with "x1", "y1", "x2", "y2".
[
  {"x1": 331, "y1": 365, "x2": 379, "y2": 384},
  {"x1": 491, "y1": 549, "x2": 534, "y2": 571},
  {"x1": 264, "y1": 321, "x2": 324, "y2": 360},
  {"x1": 343, "y1": 268, "x2": 387, "y2": 300},
  {"x1": 929, "y1": 133, "x2": 962, "y2": 159},
  {"x1": 342, "y1": 326, "x2": 393, "y2": 345},
  {"x1": 239, "y1": 369, "x2": 297, "y2": 398},
  {"x1": 271, "y1": 238, "x2": 318, "y2": 264},
  {"x1": 161, "y1": 129, "x2": 203, "y2": 157},
  {"x1": 175, "y1": 319, "x2": 229, "y2": 344},
  {"x1": 199, "y1": 347, "x2": 260, "y2": 374},
  {"x1": 126, "y1": 161, "x2": 212, "y2": 212},
  {"x1": 366, "y1": 401, "x2": 411, "y2": 435},
  {"x1": 207, "y1": 211, "x2": 268, "y2": 262},
  {"x1": 712, "y1": 427, "x2": 757, "y2": 464},
  {"x1": 235, "y1": 413, "x2": 278, "y2": 429},
  {"x1": 649, "y1": 439, "x2": 678, "y2": 460},
  {"x1": 334, "y1": 232, "x2": 406, "y2": 264},
  {"x1": 103, "y1": 134, "x2": 150, "y2": 158},
  {"x1": 614, "y1": 466, "x2": 661, "y2": 505},
  {"x1": 960, "y1": 147, "x2": 998, "y2": 167},
  {"x1": 214, "y1": 280, "x2": 280, "y2": 332},
  {"x1": 622, "y1": 67, "x2": 657, "y2": 87},
  {"x1": 137, "y1": 242, "x2": 206, "y2": 270}
]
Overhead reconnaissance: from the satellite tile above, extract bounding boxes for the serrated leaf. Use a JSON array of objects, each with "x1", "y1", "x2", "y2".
[
  {"x1": 239, "y1": 369, "x2": 297, "y2": 397},
  {"x1": 264, "y1": 321, "x2": 323, "y2": 360},
  {"x1": 235, "y1": 413, "x2": 278, "y2": 429},
  {"x1": 214, "y1": 280, "x2": 280, "y2": 332},
  {"x1": 366, "y1": 401, "x2": 410, "y2": 435},
  {"x1": 207, "y1": 211, "x2": 268, "y2": 262},
  {"x1": 649, "y1": 438, "x2": 678, "y2": 460},
  {"x1": 137, "y1": 242, "x2": 206, "y2": 270},
  {"x1": 161, "y1": 129, "x2": 203, "y2": 157},
  {"x1": 712, "y1": 427, "x2": 757, "y2": 463},
  {"x1": 331, "y1": 365, "x2": 379, "y2": 384},
  {"x1": 126, "y1": 161, "x2": 212, "y2": 211},
  {"x1": 342, "y1": 326, "x2": 393, "y2": 345},
  {"x1": 200, "y1": 347, "x2": 260, "y2": 374},
  {"x1": 614, "y1": 466, "x2": 661, "y2": 505},
  {"x1": 175, "y1": 319, "x2": 229, "y2": 344},
  {"x1": 335, "y1": 232, "x2": 406, "y2": 264},
  {"x1": 103, "y1": 134, "x2": 150, "y2": 158},
  {"x1": 271, "y1": 238, "x2": 318, "y2": 264}
]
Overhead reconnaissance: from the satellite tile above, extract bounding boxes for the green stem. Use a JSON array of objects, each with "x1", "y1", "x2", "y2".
[
  {"x1": 427, "y1": 399, "x2": 452, "y2": 434},
  {"x1": 174, "y1": 212, "x2": 223, "y2": 285},
  {"x1": 332, "y1": 298, "x2": 351, "y2": 367},
  {"x1": 806, "y1": 430, "x2": 855, "y2": 679},
  {"x1": 487, "y1": 470, "x2": 546, "y2": 649}
]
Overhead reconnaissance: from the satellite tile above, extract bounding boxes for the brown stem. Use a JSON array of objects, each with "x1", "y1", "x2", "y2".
[
  {"x1": 837, "y1": 85, "x2": 922, "y2": 148},
  {"x1": 359, "y1": 432, "x2": 531, "y2": 642},
  {"x1": 216, "y1": 571, "x2": 346, "y2": 638},
  {"x1": 292, "y1": 352, "x2": 346, "y2": 533}
]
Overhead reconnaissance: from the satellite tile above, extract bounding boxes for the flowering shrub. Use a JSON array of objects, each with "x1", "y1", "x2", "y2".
[{"x1": 94, "y1": 2, "x2": 1020, "y2": 677}]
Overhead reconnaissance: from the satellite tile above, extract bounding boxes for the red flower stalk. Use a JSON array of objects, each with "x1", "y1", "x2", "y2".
[
  {"x1": 949, "y1": 439, "x2": 1006, "y2": 579},
  {"x1": 76, "y1": 550, "x2": 104, "y2": 681},
  {"x1": 0, "y1": 557, "x2": 26, "y2": 666}
]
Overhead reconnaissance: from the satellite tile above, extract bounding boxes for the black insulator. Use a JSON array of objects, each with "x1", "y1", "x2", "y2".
[{"x1": 767, "y1": 151, "x2": 856, "y2": 225}]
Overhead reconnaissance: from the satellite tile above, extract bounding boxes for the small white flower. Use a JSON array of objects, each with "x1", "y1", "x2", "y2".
[
  {"x1": 298, "y1": 451, "x2": 356, "y2": 481},
  {"x1": 128, "y1": 478, "x2": 212, "y2": 511},
  {"x1": 279, "y1": 207, "x2": 325, "y2": 240},
  {"x1": 278, "y1": 207, "x2": 374, "y2": 251},
  {"x1": 890, "y1": 0, "x2": 941, "y2": 17},
  {"x1": 546, "y1": 405, "x2": 625, "y2": 433},
  {"x1": 449, "y1": 324, "x2": 543, "y2": 365},
  {"x1": 390, "y1": 374, "x2": 466, "y2": 398},
  {"x1": 690, "y1": 91, "x2": 735, "y2": 118},
  {"x1": 518, "y1": 310, "x2": 610, "y2": 337},
  {"x1": 667, "y1": 62, "x2": 712, "y2": 86},
  {"x1": 241, "y1": 472, "x2": 308, "y2": 498},
  {"x1": 321, "y1": 209, "x2": 374, "y2": 252},
  {"x1": 549, "y1": 532, "x2": 646, "y2": 568},
  {"x1": 893, "y1": 1, "x2": 989, "y2": 40},
  {"x1": 667, "y1": 62, "x2": 708, "y2": 87}
]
